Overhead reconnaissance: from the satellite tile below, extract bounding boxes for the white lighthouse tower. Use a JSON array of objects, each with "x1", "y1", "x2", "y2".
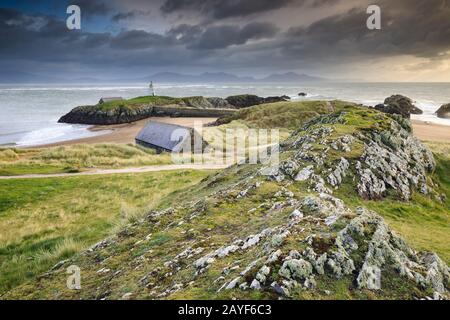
[{"x1": 149, "y1": 81, "x2": 155, "y2": 96}]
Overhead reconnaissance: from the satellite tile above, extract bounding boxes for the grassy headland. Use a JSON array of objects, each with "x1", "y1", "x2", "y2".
[{"x1": 96, "y1": 95, "x2": 182, "y2": 111}]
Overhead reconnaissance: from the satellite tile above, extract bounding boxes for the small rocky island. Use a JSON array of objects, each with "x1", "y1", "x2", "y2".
[{"x1": 58, "y1": 94, "x2": 290, "y2": 125}]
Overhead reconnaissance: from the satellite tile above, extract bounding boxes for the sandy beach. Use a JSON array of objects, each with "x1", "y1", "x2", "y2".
[
  {"x1": 411, "y1": 120, "x2": 450, "y2": 142},
  {"x1": 34, "y1": 117, "x2": 448, "y2": 148},
  {"x1": 36, "y1": 117, "x2": 218, "y2": 148}
]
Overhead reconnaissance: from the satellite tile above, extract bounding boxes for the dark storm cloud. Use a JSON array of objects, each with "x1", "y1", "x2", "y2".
[
  {"x1": 82, "y1": 32, "x2": 112, "y2": 48},
  {"x1": 74, "y1": 0, "x2": 112, "y2": 16},
  {"x1": 1, "y1": 0, "x2": 450, "y2": 78},
  {"x1": 279, "y1": 0, "x2": 450, "y2": 63},
  {"x1": 190, "y1": 22, "x2": 279, "y2": 49},
  {"x1": 111, "y1": 9, "x2": 152, "y2": 22},
  {"x1": 160, "y1": 0, "x2": 293, "y2": 19},
  {"x1": 110, "y1": 30, "x2": 171, "y2": 49},
  {"x1": 167, "y1": 24, "x2": 204, "y2": 43},
  {"x1": 160, "y1": 0, "x2": 340, "y2": 19}
]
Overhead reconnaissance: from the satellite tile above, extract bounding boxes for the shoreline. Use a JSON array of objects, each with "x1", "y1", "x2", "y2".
[
  {"x1": 24, "y1": 118, "x2": 450, "y2": 148},
  {"x1": 33, "y1": 117, "x2": 218, "y2": 148}
]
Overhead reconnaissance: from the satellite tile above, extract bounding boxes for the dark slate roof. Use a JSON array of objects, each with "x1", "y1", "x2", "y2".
[{"x1": 135, "y1": 121, "x2": 192, "y2": 152}]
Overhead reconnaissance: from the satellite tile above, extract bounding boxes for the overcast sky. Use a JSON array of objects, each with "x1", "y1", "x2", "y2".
[{"x1": 1, "y1": 0, "x2": 450, "y2": 81}]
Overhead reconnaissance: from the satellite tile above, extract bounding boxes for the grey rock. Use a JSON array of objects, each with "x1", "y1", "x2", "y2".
[
  {"x1": 327, "y1": 158, "x2": 349, "y2": 187},
  {"x1": 279, "y1": 259, "x2": 313, "y2": 280},
  {"x1": 295, "y1": 165, "x2": 314, "y2": 181},
  {"x1": 436, "y1": 103, "x2": 450, "y2": 119},
  {"x1": 225, "y1": 277, "x2": 241, "y2": 290},
  {"x1": 250, "y1": 279, "x2": 262, "y2": 290},
  {"x1": 375, "y1": 95, "x2": 423, "y2": 118}
]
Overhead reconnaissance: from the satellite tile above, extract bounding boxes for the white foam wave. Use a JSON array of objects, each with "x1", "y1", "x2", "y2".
[{"x1": 15, "y1": 124, "x2": 110, "y2": 147}]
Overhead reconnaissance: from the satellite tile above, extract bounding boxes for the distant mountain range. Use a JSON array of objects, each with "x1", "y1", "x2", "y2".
[
  {"x1": 137, "y1": 72, "x2": 325, "y2": 83},
  {"x1": 0, "y1": 71, "x2": 326, "y2": 84}
]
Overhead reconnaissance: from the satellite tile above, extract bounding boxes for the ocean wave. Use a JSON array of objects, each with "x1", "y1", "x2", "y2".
[{"x1": 15, "y1": 124, "x2": 110, "y2": 147}]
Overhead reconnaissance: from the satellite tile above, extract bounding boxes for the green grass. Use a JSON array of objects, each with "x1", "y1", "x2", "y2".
[
  {"x1": 0, "y1": 144, "x2": 172, "y2": 176},
  {"x1": 215, "y1": 100, "x2": 354, "y2": 130},
  {"x1": 97, "y1": 95, "x2": 181, "y2": 111},
  {"x1": 0, "y1": 169, "x2": 214, "y2": 293}
]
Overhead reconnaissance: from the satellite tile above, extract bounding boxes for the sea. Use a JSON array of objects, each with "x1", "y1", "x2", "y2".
[{"x1": 0, "y1": 82, "x2": 449, "y2": 147}]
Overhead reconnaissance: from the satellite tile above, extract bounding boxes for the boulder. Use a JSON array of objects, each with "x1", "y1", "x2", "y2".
[
  {"x1": 298, "y1": 92, "x2": 307, "y2": 97},
  {"x1": 436, "y1": 103, "x2": 450, "y2": 119},
  {"x1": 58, "y1": 104, "x2": 154, "y2": 125},
  {"x1": 376, "y1": 95, "x2": 423, "y2": 118},
  {"x1": 374, "y1": 103, "x2": 409, "y2": 119},
  {"x1": 225, "y1": 94, "x2": 289, "y2": 109},
  {"x1": 225, "y1": 95, "x2": 265, "y2": 108}
]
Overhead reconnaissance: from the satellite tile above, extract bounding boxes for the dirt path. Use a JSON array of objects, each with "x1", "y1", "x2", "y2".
[{"x1": 0, "y1": 164, "x2": 228, "y2": 180}]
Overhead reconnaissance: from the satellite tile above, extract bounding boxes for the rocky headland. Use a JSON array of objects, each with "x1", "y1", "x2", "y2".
[
  {"x1": 58, "y1": 94, "x2": 289, "y2": 125},
  {"x1": 7, "y1": 103, "x2": 448, "y2": 300}
]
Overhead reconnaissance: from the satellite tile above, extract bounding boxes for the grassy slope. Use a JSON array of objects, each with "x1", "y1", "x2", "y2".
[
  {"x1": 0, "y1": 144, "x2": 172, "y2": 176},
  {"x1": 0, "y1": 170, "x2": 214, "y2": 293},
  {"x1": 215, "y1": 100, "x2": 338, "y2": 131}
]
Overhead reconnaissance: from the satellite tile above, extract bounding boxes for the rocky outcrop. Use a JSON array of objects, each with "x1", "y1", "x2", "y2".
[
  {"x1": 181, "y1": 96, "x2": 214, "y2": 109},
  {"x1": 59, "y1": 94, "x2": 290, "y2": 125},
  {"x1": 225, "y1": 94, "x2": 289, "y2": 109},
  {"x1": 436, "y1": 103, "x2": 450, "y2": 119},
  {"x1": 268, "y1": 108, "x2": 435, "y2": 201},
  {"x1": 58, "y1": 105, "x2": 155, "y2": 125},
  {"x1": 206, "y1": 97, "x2": 235, "y2": 109},
  {"x1": 375, "y1": 95, "x2": 423, "y2": 118},
  {"x1": 58, "y1": 104, "x2": 236, "y2": 125}
]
